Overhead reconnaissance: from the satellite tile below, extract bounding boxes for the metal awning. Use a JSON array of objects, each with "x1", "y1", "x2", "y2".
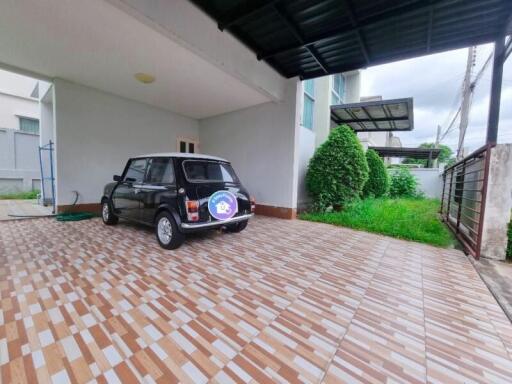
[
  {"x1": 189, "y1": 0, "x2": 512, "y2": 79},
  {"x1": 331, "y1": 98, "x2": 413, "y2": 132},
  {"x1": 370, "y1": 146, "x2": 441, "y2": 159}
]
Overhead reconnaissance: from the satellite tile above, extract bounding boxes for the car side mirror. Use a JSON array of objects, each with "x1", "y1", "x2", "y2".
[{"x1": 113, "y1": 175, "x2": 122, "y2": 182}]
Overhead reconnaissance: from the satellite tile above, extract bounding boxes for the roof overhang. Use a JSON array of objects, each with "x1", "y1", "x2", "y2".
[
  {"x1": 370, "y1": 146, "x2": 441, "y2": 159},
  {"x1": 331, "y1": 98, "x2": 413, "y2": 132},
  {"x1": 190, "y1": 0, "x2": 512, "y2": 79}
]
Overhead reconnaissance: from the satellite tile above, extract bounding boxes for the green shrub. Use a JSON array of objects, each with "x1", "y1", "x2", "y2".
[
  {"x1": 306, "y1": 125, "x2": 368, "y2": 210},
  {"x1": 389, "y1": 167, "x2": 418, "y2": 197},
  {"x1": 506, "y1": 219, "x2": 512, "y2": 261},
  {"x1": 363, "y1": 149, "x2": 389, "y2": 198},
  {"x1": 0, "y1": 190, "x2": 39, "y2": 200}
]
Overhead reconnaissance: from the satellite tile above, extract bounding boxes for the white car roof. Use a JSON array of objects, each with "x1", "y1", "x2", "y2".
[{"x1": 133, "y1": 152, "x2": 229, "y2": 162}]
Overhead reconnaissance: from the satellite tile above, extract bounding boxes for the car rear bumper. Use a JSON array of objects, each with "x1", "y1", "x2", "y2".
[{"x1": 180, "y1": 213, "x2": 253, "y2": 231}]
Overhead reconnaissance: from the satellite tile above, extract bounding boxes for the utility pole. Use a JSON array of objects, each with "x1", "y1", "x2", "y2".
[
  {"x1": 434, "y1": 124, "x2": 441, "y2": 167},
  {"x1": 457, "y1": 46, "x2": 476, "y2": 160}
]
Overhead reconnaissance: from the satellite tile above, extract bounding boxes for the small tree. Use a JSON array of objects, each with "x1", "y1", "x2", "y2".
[
  {"x1": 306, "y1": 125, "x2": 368, "y2": 210},
  {"x1": 363, "y1": 149, "x2": 389, "y2": 198},
  {"x1": 389, "y1": 167, "x2": 418, "y2": 197}
]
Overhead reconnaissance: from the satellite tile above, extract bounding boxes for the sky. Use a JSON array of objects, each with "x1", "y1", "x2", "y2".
[{"x1": 360, "y1": 43, "x2": 512, "y2": 153}]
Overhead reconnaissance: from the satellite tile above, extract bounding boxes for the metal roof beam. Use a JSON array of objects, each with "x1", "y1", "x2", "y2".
[
  {"x1": 333, "y1": 116, "x2": 409, "y2": 123},
  {"x1": 258, "y1": 0, "x2": 448, "y2": 60},
  {"x1": 272, "y1": 4, "x2": 329, "y2": 75},
  {"x1": 426, "y1": 7, "x2": 434, "y2": 52},
  {"x1": 218, "y1": 0, "x2": 279, "y2": 31},
  {"x1": 343, "y1": 0, "x2": 370, "y2": 64}
]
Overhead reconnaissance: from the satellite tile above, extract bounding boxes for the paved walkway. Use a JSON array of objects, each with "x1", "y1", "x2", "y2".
[
  {"x1": 0, "y1": 200, "x2": 53, "y2": 221},
  {"x1": 0, "y1": 217, "x2": 511, "y2": 383}
]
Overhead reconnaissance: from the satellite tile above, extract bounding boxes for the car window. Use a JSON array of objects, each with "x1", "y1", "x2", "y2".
[
  {"x1": 124, "y1": 158, "x2": 147, "y2": 183},
  {"x1": 183, "y1": 160, "x2": 239, "y2": 183},
  {"x1": 146, "y1": 158, "x2": 175, "y2": 184}
]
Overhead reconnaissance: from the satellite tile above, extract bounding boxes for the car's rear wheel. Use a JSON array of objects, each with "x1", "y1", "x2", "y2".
[
  {"x1": 101, "y1": 199, "x2": 118, "y2": 225},
  {"x1": 156, "y1": 211, "x2": 185, "y2": 249},
  {"x1": 226, "y1": 220, "x2": 248, "y2": 233}
]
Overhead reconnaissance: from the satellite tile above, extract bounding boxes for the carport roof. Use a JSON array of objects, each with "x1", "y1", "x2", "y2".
[
  {"x1": 331, "y1": 98, "x2": 413, "y2": 132},
  {"x1": 190, "y1": 0, "x2": 512, "y2": 79},
  {"x1": 370, "y1": 146, "x2": 441, "y2": 159}
]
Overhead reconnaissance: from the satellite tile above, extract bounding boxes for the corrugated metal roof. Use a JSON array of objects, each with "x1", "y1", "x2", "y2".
[
  {"x1": 189, "y1": 0, "x2": 512, "y2": 79},
  {"x1": 331, "y1": 98, "x2": 413, "y2": 132},
  {"x1": 370, "y1": 146, "x2": 441, "y2": 159}
]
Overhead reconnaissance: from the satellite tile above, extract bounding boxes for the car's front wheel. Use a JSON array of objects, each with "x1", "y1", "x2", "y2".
[
  {"x1": 155, "y1": 211, "x2": 185, "y2": 250},
  {"x1": 101, "y1": 199, "x2": 118, "y2": 225},
  {"x1": 226, "y1": 220, "x2": 248, "y2": 233}
]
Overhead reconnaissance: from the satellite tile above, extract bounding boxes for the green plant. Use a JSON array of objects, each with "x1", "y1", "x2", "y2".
[
  {"x1": 506, "y1": 219, "x2": 512, "y2": 261},
  {"x1": 300, "y1": 198, "x2": 453, "y2": 247},
  {"x1": 306, "y1": 125, "x2": 368, "y2": 211},
  {"x1": 389, "y1": 168, "x2": 418, "y2": 197},
  {"x1": 0, "y1": 190, "x2": 39, "y2": 200},
  {"x1": 363, "y1": 149, "x2": 389, "y2": 198}
]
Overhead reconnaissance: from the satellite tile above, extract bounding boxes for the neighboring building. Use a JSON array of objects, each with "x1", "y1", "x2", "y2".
[
  {"x1": 0, "y1": 70, "x2": 41, "y2": 193},
  {"x1": 297, "y1": 71, "x2": 361, "y2": 211}
]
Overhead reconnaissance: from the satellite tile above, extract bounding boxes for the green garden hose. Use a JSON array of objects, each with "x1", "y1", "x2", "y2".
[{"x1": 55, "y1": 212, "x2": 95, "y2": 221}]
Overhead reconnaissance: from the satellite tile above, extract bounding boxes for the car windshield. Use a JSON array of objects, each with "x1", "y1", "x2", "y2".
[{"x1": 183, "y1": 160, "x2": 239, "y2": 183}]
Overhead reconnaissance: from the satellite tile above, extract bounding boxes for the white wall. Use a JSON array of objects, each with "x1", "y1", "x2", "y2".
[
  {"x1": 390, "y1": 168, "x2": 442, "y2": 198},
  {"x1": 199, "y1": 79, "x2": 300, "y2": 209},
  {"x1": 53, "y1": 79, "x2": 199, "y2": 206},
  {"x1": 0, "y1": 69, "x2": 39, "y2": 129},
  {"x1": 0, "y1": 93, "x2": 39, "y2": 129},
  {"x1": 297, "y1": 126, "x2": 316, "y2": 211},
  {"x1": 39, "y1": 85, "x2": 55, "y2": 203},
  {"x1": 312, "y1": 76, "x2": 331, "y2": 148}
]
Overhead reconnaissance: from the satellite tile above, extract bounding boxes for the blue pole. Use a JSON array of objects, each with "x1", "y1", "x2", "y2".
[
  {"x1": 38, "y1": 145, "x2": 46, "y2": 205},
  {"x1": 49, "y1": 140, "x2": 56, "y2": 214}
]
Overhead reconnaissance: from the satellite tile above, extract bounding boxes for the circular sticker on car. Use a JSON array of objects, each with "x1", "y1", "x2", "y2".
[{"x1": 208, "y1": 190, "x2": 238, "y2": 220}]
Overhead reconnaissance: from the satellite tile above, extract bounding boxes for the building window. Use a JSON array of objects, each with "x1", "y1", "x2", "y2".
[
  {"x1": 177, "y1": 138, "x2": 198, "y2": 154},
  {"x1": 331, "y1": 74, "x2": 345, "y2": 105},
  {"x1": 19, "y1": 117, "x2": 39, "y2": 134},
  {"x1": 302, "y1": 79, "x2": 315, "y2": 130}
]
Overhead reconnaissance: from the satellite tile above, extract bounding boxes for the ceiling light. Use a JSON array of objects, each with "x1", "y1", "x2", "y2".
[{"x1": 134, "y1": 72, "x2": 155, "y2": 84}]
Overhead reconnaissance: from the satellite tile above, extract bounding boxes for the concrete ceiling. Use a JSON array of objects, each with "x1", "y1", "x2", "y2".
[{"x1": 0, "y1": 0, "x2": 273, "y2": 119}]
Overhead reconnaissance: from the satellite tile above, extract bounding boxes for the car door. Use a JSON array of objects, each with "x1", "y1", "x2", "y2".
[
  {"x1": 140, "y1": 157, "x2": 177, "y2": 223},
  {"x1": 112, "y1": 158, "x2": 147, "y2": 220}
]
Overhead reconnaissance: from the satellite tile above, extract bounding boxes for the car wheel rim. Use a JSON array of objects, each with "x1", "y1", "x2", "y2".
[
  {"x1": 102, "y1": 203, "x2": 109, "y2": 221},
  {"x1": 158, "y1": 217, "x2": 172, "y2": 244}
]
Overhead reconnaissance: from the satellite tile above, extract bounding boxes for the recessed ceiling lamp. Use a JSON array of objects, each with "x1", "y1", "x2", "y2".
[{"x1": 134, "y1": 72, "x2": 155, "y2": 84}]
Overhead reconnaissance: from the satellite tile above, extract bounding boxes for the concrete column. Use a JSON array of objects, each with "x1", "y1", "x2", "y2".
[{"x1": 481, "y1": 144, "x2": 512, "y2": 260}]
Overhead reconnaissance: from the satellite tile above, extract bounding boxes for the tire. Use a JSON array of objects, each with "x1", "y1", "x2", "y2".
[
  {"x1": 226, "y1": 220, "x2": 248, "y2": 233},
  {"x1": 101, "y1": 199, "x2": 118, "y2": 225},
  {"x1": 155, "y1": 211, "x2": 185, "y2": 250}
]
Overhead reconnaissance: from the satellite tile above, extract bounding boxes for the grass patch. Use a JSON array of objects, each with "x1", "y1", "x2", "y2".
[
  {"x1": 300, "y1": 198, "x2": 454, "y2": 247},
  {"x1": 0, "y1": 190, "x2": 39, "y2": 200}
]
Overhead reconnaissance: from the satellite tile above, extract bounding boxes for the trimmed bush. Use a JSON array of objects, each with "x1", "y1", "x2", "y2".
[
  {"x1": 306, "y1": 125, "x2": 368, "y2": 211},
  {"x1": 506, "y1": 220, "x2": 512, "y2": 261},
  {"x1": 363, "y1": 149, "x2": 389, "y2": 198},
  {"x1": 389, "y1": 167, "x2": 418, "y2": 197}
]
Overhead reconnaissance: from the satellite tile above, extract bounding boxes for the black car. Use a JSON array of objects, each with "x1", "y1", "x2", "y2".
[{"x1": 101, "y1": 153, "x2": 254, "y2": 249}]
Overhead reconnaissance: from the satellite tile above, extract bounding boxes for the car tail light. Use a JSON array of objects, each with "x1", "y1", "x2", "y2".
[
  {"x1": 186, "y1": 200, "x2": 199, "y2": 222},
  {"x1": 250, "y1": 196, "x2": 256, "y2": 213}
]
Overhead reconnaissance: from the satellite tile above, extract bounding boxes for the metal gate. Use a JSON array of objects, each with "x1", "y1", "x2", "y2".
[{"x1": 440, "y1": 144, "x2": 493, "y2": 259}]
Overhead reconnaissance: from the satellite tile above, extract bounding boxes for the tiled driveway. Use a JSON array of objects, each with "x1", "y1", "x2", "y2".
[{"x1": 1, "y1": 217, "x2": 512, "y2": 383}]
